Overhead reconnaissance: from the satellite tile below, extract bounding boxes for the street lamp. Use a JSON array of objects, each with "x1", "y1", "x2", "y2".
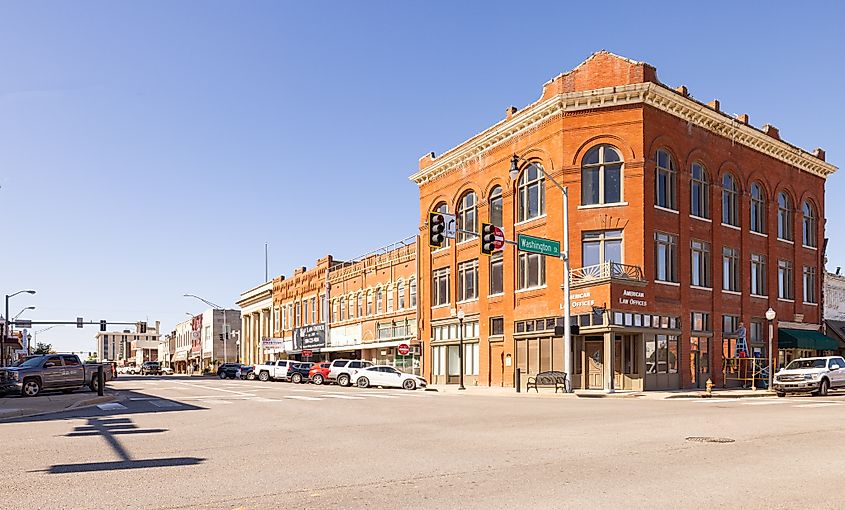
[
  {"x1": 3, "y1": 290, "x2": 36, "y2": 366},
  {"x1": 184, "y1": 294, "x2": 229, "y2": 365},
  {"x1": 766, "y1": 307, "x2": 776, "y2": 390},
  {"x1": 457, "y1": 309, "x2": 466, "y2": 391},
  {"x1": 510, "y1": 151, "x2": 573, "y2": 392},
  {"x1": 13, "y1": 306, "x2": 35, "y2": 320}
]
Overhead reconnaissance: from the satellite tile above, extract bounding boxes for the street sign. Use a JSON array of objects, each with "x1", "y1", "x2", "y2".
[
  {"x1": 517, "y1": 234, "x2": 560, "y2": 257},
  {"x1": 302, "y1": 349, "x2": 313, "y2": 357},
  {"x1": 492, "y1": 226, "x2": 505, "y2": 250},
  {"x1": 397, "y1": 343, "x2": 410, "y2": 356},
  {"x1": 76, "y1": 317, "x2": 83, "y2": 328},
  {"x1": 15, "y1": 320, "x2": 32, "y2": 329}
]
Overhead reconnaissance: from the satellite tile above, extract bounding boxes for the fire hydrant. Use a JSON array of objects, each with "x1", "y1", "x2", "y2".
[{"x1": 705, "y1": 377, "x2": 714, "y2": 397}]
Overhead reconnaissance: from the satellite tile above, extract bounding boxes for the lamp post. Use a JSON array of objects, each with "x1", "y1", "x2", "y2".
[
  {"x1": 184, "y1": 294, "x2": 228, "y2": 365},
  {"x1": 3, "y1": 290, "x2": 36, "y2": 366},
  {"x1": 766, "y1": 307, "x2": 776, "y2": 390},
  {"x1": 13, "y1": 306, "x2": 35, "y2": 320},
  {"x1": 457, "y1": 309, "x2": 466, "y2": 390},
  {"x1": 510, "y1": 152, "x2": 572, "y2": 392}
]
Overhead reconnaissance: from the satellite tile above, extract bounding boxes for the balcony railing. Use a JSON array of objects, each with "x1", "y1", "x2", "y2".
[{"x1": 570, "y1": 262, "x2": 645, "y2": 285}]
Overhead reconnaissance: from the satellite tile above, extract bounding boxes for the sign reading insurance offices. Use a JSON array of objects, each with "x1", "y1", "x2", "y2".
[{"x1": 293, "y1": 323, "x2": 327, "y2": 351}]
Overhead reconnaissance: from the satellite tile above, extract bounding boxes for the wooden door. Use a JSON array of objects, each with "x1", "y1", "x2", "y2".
[
  {"x1": 489, "y1": 343, "x2": 504, "y2": 387},
  {"x1": 586, "y1": 341, "x2": 603, "y2": 389}
]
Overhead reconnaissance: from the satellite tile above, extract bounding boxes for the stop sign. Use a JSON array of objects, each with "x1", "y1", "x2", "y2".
[{"x1": 397, "y1": 343, "x2": 410, "y2": 356}]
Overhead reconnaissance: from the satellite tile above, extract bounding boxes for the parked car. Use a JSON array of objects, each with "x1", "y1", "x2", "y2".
[
  {"x1": 217, "y1": 363, "x2": 244, "y2": 379},
  {"x1": 160, "y1": 366, "x2": 174, "y2": 375},
  {"x1": 287, "y1": 362, "x2": 313, "y2": 384},
  {"x1": 353, "y1": 365, "x2": 427, "y2": 390},
  {"x1": 140, "y1": 361, "x2": 161, "y2": 376},
  {"x1": 773, "y1": 356, "x2": 845, "y2": 397},
  {"x1": 253, "y1": 360, "x2": 298, "y2": 382},
  {"x1": 236, "y1": 365, "x2": 255, "y2": 380},
  {"x1": 328, "y1": 359, "x2": 374, "y2": 387},
  {"x1": 0, "y1": 354, "x2": 112, "y2": 397},
  {"x1": 309, "y1": 362, "x2": 331, "y2": 385}
]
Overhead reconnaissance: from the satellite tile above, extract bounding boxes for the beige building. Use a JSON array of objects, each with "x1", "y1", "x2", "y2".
[
  {"x1": 96, "y1": 321, "x2": 161, "y2": 366},
  {"x1": 237, "y1": 281, "x2": 273, "y2": 367}
]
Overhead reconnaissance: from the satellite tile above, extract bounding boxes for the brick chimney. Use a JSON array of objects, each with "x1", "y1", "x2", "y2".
[
  {"x1": 706, "y1": 100, "x2": 720, "y2": 112},
  {"x1": 736, "y1": 113, "x2": 749, "y2": 125},
  {"x1": 675, "y1": 85, "x2": 689, "y2": 97},
  {"x1": 505, "y1": 106, "x2": 518, "y2": 120},
  {"x1": 813, "y1": 148, "x2": 826, "y2": 161},
  {"x1": 762, "y1": 124, "x2": 780, "y2": 140}
]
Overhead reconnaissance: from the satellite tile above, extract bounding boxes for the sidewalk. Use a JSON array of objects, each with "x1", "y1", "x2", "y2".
[
  {"x1": 426, "y1": 384, "x2": 775, "y2": 400},
  {"x1": 0, "y1": 390, "x2": 117, "y2": 421}
]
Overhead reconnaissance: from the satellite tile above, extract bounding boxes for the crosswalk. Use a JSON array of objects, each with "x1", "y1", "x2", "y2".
[{"x1": 671, "y1": 397, "x2": 845, "y2": 409}]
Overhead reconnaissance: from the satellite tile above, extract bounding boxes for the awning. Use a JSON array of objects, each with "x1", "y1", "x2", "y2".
[{"x1": 779, "y1": 328, "x2": 839, "y2": 351}]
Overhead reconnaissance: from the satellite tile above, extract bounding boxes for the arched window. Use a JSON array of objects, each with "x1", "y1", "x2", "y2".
[
  {"x1": 397, "y1": 280, "x2": 406, "y2": 310},
  {"x1": 750, "y1": 182, "x2": 766, "y2": 234},
  {"x1": 410, "y1": 278, "x2": 417, "y2": 308},
  {"x1": 722, "y1": 173, "x2": 738, "y2": 226},
  {"x1": 690, "y1": 162, "x2": 709, "y2": 218},
  {"x1": 582, "y1": 145, "x2": 622, "y2": 205},
  {"x1": 655, "y1": 149, "x2": 677, "y2": 210},
  {"x1": 357, "y1": 293, "x2": 363, "y2": 318},
  {"x1": 778, "y1": 192, "x2": 793, "y2": 240},
  {"x1": 339, "y1": 297, "x2": 345, "y2": 321},
  {"x1": 433, "y1": 202, "x2": 449, "y2": 248},
  {"x1": 517, "y1": 163, "x2": 545, "y2": 222},
  {"x1": 367, "y1": 290, "x2": 374, "y2": 316},
  {"x1": 375, "y1": 286, "x2": 383, "y2": 314},
  {"x1": 457, "y1": 191, "x2": 477, "y2": 242},
  {"x1": 803, "y1": 200, "x2": 817, "y2": 247},
  {"x1": 489, "y1": 186, "x2": 503, "y2": 227}
]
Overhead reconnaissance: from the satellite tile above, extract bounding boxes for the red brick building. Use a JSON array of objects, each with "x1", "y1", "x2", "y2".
[{"x1": 411, "y1": 52, "x2": 837, "y2": 391}]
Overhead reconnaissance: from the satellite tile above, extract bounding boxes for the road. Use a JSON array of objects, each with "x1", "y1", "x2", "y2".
[{"x1": 1, "y1": 375, "x2": 843, "y2": 509}]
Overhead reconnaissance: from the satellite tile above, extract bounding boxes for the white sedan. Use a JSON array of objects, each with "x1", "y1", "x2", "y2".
[{"x1": 354, "y1": 365, "x2": 427, "y2": 390}]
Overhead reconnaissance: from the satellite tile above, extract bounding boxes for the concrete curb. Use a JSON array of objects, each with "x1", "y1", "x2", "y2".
[
  {"x1": 663, "y1": 391, "x2": 775, "y2": 399},
  {"x1": 0, "y1": 393, "x2": 118, "y2": 421}
]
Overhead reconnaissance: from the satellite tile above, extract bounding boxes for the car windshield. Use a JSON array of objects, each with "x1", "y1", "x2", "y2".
[
  {"x1": 16, "y1": 357, "x2": 44, "y2": 369},
  {"x1": 786, "y1": 359, "x2": 826, "y2": 370}
]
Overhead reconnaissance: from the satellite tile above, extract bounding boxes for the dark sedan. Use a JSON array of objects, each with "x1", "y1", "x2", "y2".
[
  {"x1": 217, "y1": 363, "x2": 246, "y2": 379},
  {"x1": 287, "y1": 362, "x2": 313, "y2": 384}
]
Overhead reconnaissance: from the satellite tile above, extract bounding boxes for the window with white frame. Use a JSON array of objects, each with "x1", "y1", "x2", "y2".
[
  {"x1": 655, "y1": 149, "x2": 677, "y2": 210},
  {"x1": 432, "y1": 268, "x2": 450, "y2": 307},
  {"x1": 410, "y1": 278, "x2": 417, "y2": 308},
  {"x1": 397, "y1": 281, "x2": 405, "y2": 310},
  {"x1": 295, "y1": 302, "x2": 301, "y2": 327},
  {"x1": 751, "y1": 253, "x2": 767, "y2": 296},
  {"x1": 288, "y1": 304, "x2": 293, "y2": 328},
  {"x1": 331, "y1": 301, "x2": 337, "y2": 323},
  {"x1": 367, "y1": 291, "x2": 373, "y2": 316},
  {"x1": 458, "y1": 259, "x2": 478, "y2": 302},
  {"x1": 387, "y1": 287, "x2": 394, "y2": 312},
  {"x1": 690, "y1": 239, "x2": 711, "y2": 288},
  {"x1": 518, "y1": 252, "x2": 545, "y2": 289},
  {"x1": 274, "y1": 307, "x2": 280, "y2": 331},
  {"x1": 750, "y1": 182, "x2": 766, "y2": 233},
  {"x1": 376, "y1": 287, "x2": 383, "y2": 314},
  {"x1": 489, "y1": 186, "x2": 503, "y2": 227},
  {"x1": 803, "y1": 201, "x2": 817, "y2": 247},
  {"x1": 457, "y1": 191, "x2": 477, "y2": 242},
  {"x1": 750, "y1": 320, "x2": 763, "y2": 344},
  {"x1": 465, "y1": 343, "x2": 480, "y2": 376},
  {"x1": 581, "y1": 144, "x2": 622, "y2": 205},
  {"x1": 311, "y1": 297, "x2": 316, "y2": 324},
  {"x1": 722, "y1": 247, "x2": 740, "y2": 292},
  {"x1": 582, "y1": 229, "x2": 623, "y2": 267},
  {"x1": 654, "y1": 232, "x2": 678, "y2": 282},
  {"x1": 722, "y1": 173, "x2": 739, "y2": 226},
  {"x1": 517, "y1": 163, "x2": 545, "y2": 222},
  {"x1": 690, "y1": 162, "x2": 709, "y2": 218},
  {"x1": 339, "y1": 297, "x2": 345, "y2": 321},
  {"x1": 489, "y1": 253, "x2": 503, "y2": 295},
  {"x1": 778, "y1": 260, "x2": 793, "y2": 299},
  {"x1": 804, "y1": 266, "x2": 817, "y2": 303},
  {"x1": 778, "y1": 192, "x2": 793, "y2": 240}
]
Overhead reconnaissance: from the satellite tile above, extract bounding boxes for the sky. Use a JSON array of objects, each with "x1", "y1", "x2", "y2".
[{"x1": 1, "y1": 1, "x2": 844, "y2": 354}]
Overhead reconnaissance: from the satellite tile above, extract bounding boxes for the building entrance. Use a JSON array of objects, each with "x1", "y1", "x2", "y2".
[{"x1": 585, "y1": 338, "x2": 603, "y2": 389}]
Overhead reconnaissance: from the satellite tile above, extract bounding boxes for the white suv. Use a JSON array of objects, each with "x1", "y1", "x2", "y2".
[
  {"x1": 328, "y1": 359, "x2": 373, "y2": 387},
  {"x1": 774, "y1": 356, "x2": 845, "y2": 397},
  {"x1": 254, "y1": 360, "x2": 297, "y2": 382}
]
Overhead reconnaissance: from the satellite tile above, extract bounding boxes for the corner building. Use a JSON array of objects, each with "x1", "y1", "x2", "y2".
[{"x1": 411, "y1": 52, "x2": 837, "y2": 391}]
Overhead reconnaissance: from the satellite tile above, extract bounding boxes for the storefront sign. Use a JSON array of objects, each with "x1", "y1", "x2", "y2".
[
  {"x1": 618, "y1": 289, "x2": 647, "y2": 307},
  {"x1": 190, "y1": 315, "x2": 203, "y2": 356},
  {"x1": 571, "y1": 290, "x2": 595, "y2": 310},
  {"x1": 294, "y1": 323, "x2": 327, "y2": 350},
  {"x1": 260, "y1": 337, "x2": 284, "y2": 349}
]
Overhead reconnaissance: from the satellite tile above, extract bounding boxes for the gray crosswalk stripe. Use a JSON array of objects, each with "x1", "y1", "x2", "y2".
[{"x1": 284, "y1": 395, "x2": 323, "y2": 401}]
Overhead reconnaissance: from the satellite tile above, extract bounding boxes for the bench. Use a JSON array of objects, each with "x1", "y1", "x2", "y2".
[{"x1": 526, "y1": 370, "x2": 570, "y2": 393}]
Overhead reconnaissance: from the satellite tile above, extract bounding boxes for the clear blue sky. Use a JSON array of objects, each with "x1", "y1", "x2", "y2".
[{"x1": 2, "y1": 1, "x2": 843, "y2": 353}]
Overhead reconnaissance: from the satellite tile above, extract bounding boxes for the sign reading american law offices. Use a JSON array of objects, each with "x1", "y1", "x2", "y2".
[{"x1": 569, "y1": 283, "x2": 648, "y2": 313}]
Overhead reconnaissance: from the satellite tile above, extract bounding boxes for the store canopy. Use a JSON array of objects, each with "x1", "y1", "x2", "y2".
[{"x1": 778, "y1": 328, "x2": 839, "y2": 351}]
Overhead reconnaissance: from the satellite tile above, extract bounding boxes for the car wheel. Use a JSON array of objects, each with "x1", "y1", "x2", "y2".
[
  {"x1": 22, "y1": 378, "x2": 41, "y2": 397},
  {"x1": 337, "y1": 374, "x2": 350, "y2": 387},
  {"x1": 219, "y1": 372, "x2": 226, "y2": 379},
  {"x1": 776, "y1": 391, "x2": 786, "y2": 397},
  {"x1": 89, "y1": 376, "x2": 100, "y2": 393},
  {"x1": 312, "y1": 374, "x2": 324, "y2": 385},
  {"x1": 246, "y1": 372, "x2": 256, "y2": 380},
  {"x1": 259, "y1": 371, "x2": 270, "y2": 382},
  {"x1": 403, "y1": 379, "x2": 416, "y2": 391},
  {"x1": 818, "y1": 379, "x2": 829, "y2": 397},
  {"x1": 292, "y1": 373, "x2": 302, "y2": 384},
  {"x1": 357, "y1": 377, "x2": 369, "y2": 388}
]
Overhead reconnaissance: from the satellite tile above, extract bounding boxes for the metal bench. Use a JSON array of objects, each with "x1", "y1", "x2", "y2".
[{"x1": 526, "y1": 370, "x2": 570, "y2": 393}]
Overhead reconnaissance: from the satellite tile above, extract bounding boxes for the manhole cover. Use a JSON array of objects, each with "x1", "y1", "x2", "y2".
[{"x1": 685, "y1": 436, "x2": 735, "y2": 443}]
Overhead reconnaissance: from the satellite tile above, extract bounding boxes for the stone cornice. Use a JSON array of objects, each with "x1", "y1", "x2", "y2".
[{"x1": 410, "y1": 83, "x2": 836, "y2": 186}]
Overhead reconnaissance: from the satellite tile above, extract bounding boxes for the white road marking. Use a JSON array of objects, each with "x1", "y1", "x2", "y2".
[
  {"x1": 358, "y1": 394, "x2": 398, "y2": 399},
  {"x1": 743, "y1": 400, "x2": 789, "y2": 405},
  {"x1": 170, "y1": 381, "x2": 254, "y2": 396},
  {"x1": 96, "y1": 403, "x2": 127, "y2": 411},
  {"x1": 321, "y1": 394, "x2": 366, "y2": 400},
  {"x1": 200, "y1": 400, "x2": 232, "y2": 405},
  {"x1": 794, "y1": 403, "x2": 842, "y2": 408},
  {"x1": 283, "y1": 395, "x2": 323, "y2": 401},
  {"x1": 251, "y1": 397, "x2": 282, "y2": 402},
  {"x1": 291, "y1": 388, "x2": 321, "y2": 392},
  {"x1": 128, "y1": 397, "x2": 157, "y2": 401},
  {"x1": 149, "y1": 400, "x2": 184, "y2": 408}
]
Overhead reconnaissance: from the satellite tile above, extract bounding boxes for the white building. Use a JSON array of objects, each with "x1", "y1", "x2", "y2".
[
  {"x1": 824, "y1": 270, "x2": 845, "y2": 321},
  {"x1": 96, "y1": 321, "x2": 161, "y2": 366},
  {"x1": 171, "y1": 309, "x2": 240, "y2": 374},
  {"x1": 236, "y1": 281, "x2": 273, "y2": 366}
]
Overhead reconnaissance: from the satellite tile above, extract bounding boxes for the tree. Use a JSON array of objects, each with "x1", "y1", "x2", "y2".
[{"x1": 33, "y1": 342, "x2": 53, "y2": 355}]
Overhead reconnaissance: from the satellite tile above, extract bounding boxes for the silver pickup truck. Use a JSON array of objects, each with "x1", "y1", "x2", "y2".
[{"x1": 0, "y1": 354, "x2": 109, "y2": 397}]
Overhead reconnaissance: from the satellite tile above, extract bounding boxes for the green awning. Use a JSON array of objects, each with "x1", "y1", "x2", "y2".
[{"x1": 778, "y1": 328, "x2": 840, "y2": 351}]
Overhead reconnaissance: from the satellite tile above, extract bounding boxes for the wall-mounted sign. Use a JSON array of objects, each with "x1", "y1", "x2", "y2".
[
  {"x1": 618, "y1": 289, "x2": 647, "y2": 307},
  {"x1": 294, "y1": 323, "x2": 326, "y2": 350},
  {"x1": 260, "y1": 338, "x2": 284, "y2": 349}
]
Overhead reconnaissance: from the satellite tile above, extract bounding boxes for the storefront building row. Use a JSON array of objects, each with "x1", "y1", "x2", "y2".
[{"x1": 410, "y1": 51, "x2": 837, "y2": 391}]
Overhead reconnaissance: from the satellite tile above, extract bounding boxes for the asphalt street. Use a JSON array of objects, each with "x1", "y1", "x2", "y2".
[{"x1": 2, "y1": 375, "x2": 844, "y2": 510}]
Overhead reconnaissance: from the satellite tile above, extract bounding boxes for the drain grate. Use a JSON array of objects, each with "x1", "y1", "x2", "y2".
[{"x1": 686, "y1": 436, "x2": 735, "y2": 444}]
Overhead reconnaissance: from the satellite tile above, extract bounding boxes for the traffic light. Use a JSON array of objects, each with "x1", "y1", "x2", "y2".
[
  {"x1": 219, "y1": 333, "x2": 224, "y2": 342},
  {"x1": 140, "y1": 322, "x2": 147, "y2": 334},
  {"x1": 480, "y1": 223, "x2": 496, "y2": 256},
  {"x1": 428, "y1": 211, "x2": 445, "y2": 249},
  {"x1": 100, "y1": 320, "x2": 107, "y2": 332}
]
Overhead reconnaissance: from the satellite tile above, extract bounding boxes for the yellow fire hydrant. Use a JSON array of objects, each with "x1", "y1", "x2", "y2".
[{"x1": 705, "y1": 377, "x2": 714, "y2": 397}]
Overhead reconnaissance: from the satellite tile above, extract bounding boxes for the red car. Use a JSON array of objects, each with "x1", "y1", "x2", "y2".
[{"x1": 309, "y1": 362, "x2": 331, "y2": 385}]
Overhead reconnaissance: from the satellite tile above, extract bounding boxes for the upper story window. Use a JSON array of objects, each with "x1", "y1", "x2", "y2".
[
  {"x1": 366, "y1": 291, "x2": 373, "y2": 316},
  {"x1": 339, "y1": 297, "x2": 345, "y2": 321},
  {"x1": 457, "y1": 191, "x2": 477, "y2": 242},
  {"x1": 458, "y1": 259, "x2": 479, "y2": 302},
  {"x1": 750, "y1": 182, "x2": 766, "y2": 234},
  {"x1": 690, "y1": 162, "x2": 709, "y2": 219},
  {"x1": 777, "y1": 192, "x2": 793, "y2": 241},
  {"x1": 655, "y1": 149, "x2": 677, "y2": 210},
  {"x1": 489, "y1": 186, "x2": 503, "y2": 227},
  {"x1": 581, "y1": 145, "x2": 622, "y2": 206},
  {"x1": 803, "y1": 201, "x2": 817, "y2": 247},
  {"x1": 397, "y1": 281, "x2": 406, "y2": 310},
  {"x1": 387, "y1": 286, "x2": 394, "y2": 312},
  {"x1": 517, "y1": 163, "x2": 545, "y2": 222},
  {"x1": 721, "y1": 173, "x2": 739, "y2": 226},
  {"x1": 582, "y1": 229, "x2": 623, "y2": 267},
  {"x1": 433, "y1": 202, "x2": 450, "y2": 248},
  {"x1": 654, "y1": 231, "x2": 678, "y2": 283},
  {"x1": 375, "y1": 286, "x2": 383, "y2": 314},
  {"x1": 409, "y1": 278, "x2": 417, "y2": 308},
  {"x1": 432, "y1": 268, "x2": 450, "y2": 307}
]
